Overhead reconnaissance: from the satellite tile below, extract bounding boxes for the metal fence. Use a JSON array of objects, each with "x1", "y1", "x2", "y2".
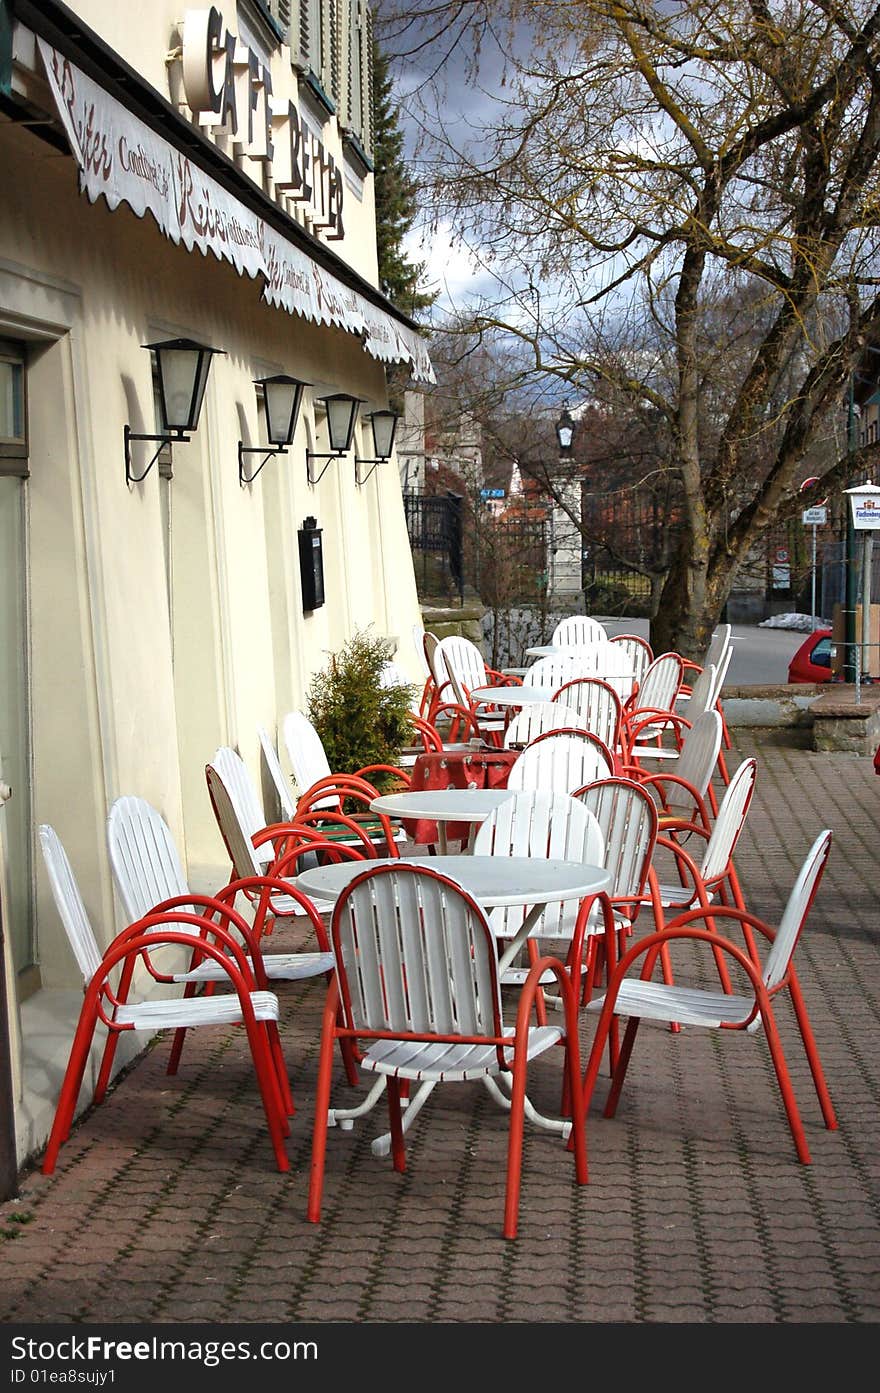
[{"x1": 403, "y1": 491, "x2": 464, "y2": 604}]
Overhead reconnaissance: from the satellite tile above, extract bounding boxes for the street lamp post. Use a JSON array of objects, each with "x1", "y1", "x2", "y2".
[{"x1": 845, "y1": 378, "x2": 859, "y2": 682}]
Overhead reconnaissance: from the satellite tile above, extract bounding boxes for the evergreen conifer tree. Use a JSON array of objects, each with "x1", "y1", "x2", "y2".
[{"x1": 372, "y1": 39, "x2": 435, "y2": 316}]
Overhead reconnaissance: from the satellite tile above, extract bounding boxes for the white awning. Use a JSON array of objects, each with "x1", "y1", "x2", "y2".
[{"x1": 36, "y1": 38, "x2": 435, "y2": 384}]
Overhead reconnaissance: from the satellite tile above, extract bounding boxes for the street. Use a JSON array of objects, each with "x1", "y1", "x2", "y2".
[{"x1": 600, "y1": 617, "x2": 808, "y2": 686}]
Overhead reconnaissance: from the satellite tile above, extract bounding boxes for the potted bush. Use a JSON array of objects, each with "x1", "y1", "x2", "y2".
[{"x1": 306, "y1": 627, "x2": 417, "y2": 792}]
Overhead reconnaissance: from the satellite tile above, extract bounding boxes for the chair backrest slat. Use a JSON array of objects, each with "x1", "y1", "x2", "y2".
[
  {"x1": 704, "y1": 623, "x2": 732, "y2": 674},
  {"x1": 609, "y1": 633, "x2": 653, "y2": 685},
  {"x1": 670, "y1": 710, "x2": 723, "y2": 814},
  {"x1": 700, "y1": 757, "x2": 757, "y2": 882},
  {"x1": 333, "y1": 865, "x2": 502, "y2": 1039},
  {"x1": 553, "y1": 678, "x2": 623, "y2": 750},
  {"x1": 763, "y1": 829, "x2": 833, "y2": 989},
  {"x1": 106, "y1": 796, "x2": 189, "y2": 924},
  {"x1": 282, "y1": 711, "x2": 335, "y2": 807},
  {"x1": 631, "y1": 652, "x2": 684, "y2": 714},
  {"x1": 574, "y1": 779, "x2": 658, "y2": 900},
  {"x1": 551, "y1": 615, "x2": 608, "y2": 645},
  {"x1": 472, "y1": 790, "x2": 604, "y2": 942},
  {"x1": 504, "y1": 701, "x2": 584, "y2": 748},
  {"x1": 507, "y1": 730, "x2": 614, "y2": 794},
  {"x1": 205, "y1": 759, "x2": 263, "y2": 879},
  {"x1": 258, "y1": 724, "x2": 297, "y2": 821},
  {"x1": 434, "y1": 636, "x2": 488, "y2": 707},
  {"x1": 38, "y1": 825, "x2": 103, "y2": 983}
]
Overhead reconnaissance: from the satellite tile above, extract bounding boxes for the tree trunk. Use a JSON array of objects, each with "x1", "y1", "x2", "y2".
[{"x1": 650, "y1": 539, "x2": 739, "y2": 660}]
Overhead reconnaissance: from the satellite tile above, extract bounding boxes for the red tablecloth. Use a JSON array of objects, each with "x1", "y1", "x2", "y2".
[{"x1": 404, "y1": 749, "x2": 518, "y2": 844}]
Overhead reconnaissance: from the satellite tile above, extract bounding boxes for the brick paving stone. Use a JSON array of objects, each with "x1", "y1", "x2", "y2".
[{"x1": 2, "y1": 735, "x2": 878, "y2": 1326}]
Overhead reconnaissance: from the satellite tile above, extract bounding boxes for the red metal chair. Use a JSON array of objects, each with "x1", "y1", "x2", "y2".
[
  {"x1": 307, "y1": 861, "x2": 587, "y2": 1240},
  {"x1": 581, "y1": 830, "x2": 837, "y2": 1165},
  {"x1": 38, "y1": 825, "x2": 292, "y2": 1175}
]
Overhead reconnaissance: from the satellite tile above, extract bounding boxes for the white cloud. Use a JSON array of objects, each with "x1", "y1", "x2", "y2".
[{"x1": 404, "y1": 222, "x2": 503, "y2": 313}]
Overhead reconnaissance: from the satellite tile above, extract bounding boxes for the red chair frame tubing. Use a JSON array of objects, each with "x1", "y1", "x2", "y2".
[
  {"x1": 43, "y1": 915, "x2": 291, "y2": 1176},
  {"x1": 581, "y1": 910, "x2": 838, "y2": 1164}
]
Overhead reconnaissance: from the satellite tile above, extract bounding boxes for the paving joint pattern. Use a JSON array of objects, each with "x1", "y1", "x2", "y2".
[{"x1": 1, "y1": 735, "x2": 879, "y2": 1324}]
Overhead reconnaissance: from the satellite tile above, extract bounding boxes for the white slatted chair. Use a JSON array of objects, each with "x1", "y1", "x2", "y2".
[
  {"x1": 551, "y1": 615, "x2": 608, "y2": 645},
  {"x1": 412, "y1": 623, "x2": 431, "y2": 679},
  {"x1": 471, "y1": 790, "x2": 607, "y2": 991},
  {"x1": 38, "y1": 824, "x2": 290, "y2": 1174},
  {"x1": 581, "y1": 829, "x2": 838, "y2": 1166},
  {"x1": 626, "y1": 663, "x2": 717, "y2": 762},
  {"x1": 282, "y1": 710, "x2": 337, "y2": 809},
  {"x1": 503, "y1": 700, "x2": 585, "y2": 749},
  {"x1": 307, "y1": 861, "x2": 587, "y2": 1240},
  {"x1": 623, "y1": 652, "x2": 684, "y2": 752},
  {"x1": 258, "y1": 724, "x2": 297, "y2": 821},
  {"x1": 523, "y1": 651, "x2": 604, "y2": 690},
  {"x1": 609, "y1": 633, "x2": 653, "y2": 686},
  {"x1": 507, "y1": 729, "x2": 615, "y2": 794},
  {"x1": 433, "y1": 634, "x2": 508, "y2": 738},
  {"x1": 572, "y1": 778, "x2": 663, "y2": 986},
  {"x1": 650, "y1": 758, "x2": 758, "y2": 1002},
  {"x1": 205, "y1": 747, "x2": 362, "y2": 916},
  {"x1": 634, "y1": 708, "x2": 724, "y2": 827},
  {"x1": 552, "y1": 678, "x2": 623, "y2": 754},
  {"x1": 107, "y1": 794, "x2": 334, "y2": 985}
]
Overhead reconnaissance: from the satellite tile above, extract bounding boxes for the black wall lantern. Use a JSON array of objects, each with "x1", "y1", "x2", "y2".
[
  {"x1": 125, "y1": 338, "x2": 224, "y2": 484},
  {"x1": 555, "y1": 405, "x2": 575, "y2": 456},
  {"x1": 298, "y1": 516, "x2": 325, "y2": 610},
  {"x1": 355, "y1": 409, "x2": 400, "y2": 485},
  {"x1": 239, "y1": 374, "x2": 309, "y2": 485},
  {"x1": 306, "y1": 392, "x2": 363, "y2": 484}
]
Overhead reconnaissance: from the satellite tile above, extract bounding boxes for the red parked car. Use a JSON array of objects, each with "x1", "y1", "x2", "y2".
[{"x1": 787, "y1": 628, "x2": 834, "y2": 683}]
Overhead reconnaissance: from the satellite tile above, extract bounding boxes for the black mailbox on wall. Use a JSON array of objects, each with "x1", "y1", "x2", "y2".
[{"x1": 298, "y1": 516, "x2": 325, "y2": 611}]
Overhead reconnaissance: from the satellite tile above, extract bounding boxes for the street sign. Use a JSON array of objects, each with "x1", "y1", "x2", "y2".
[
  {"x1": 480, "y1": 488, "x2": 505, "y2": 499},
  {"x1": 802, "y1": 506, "x2": 828, "y2": 525}
]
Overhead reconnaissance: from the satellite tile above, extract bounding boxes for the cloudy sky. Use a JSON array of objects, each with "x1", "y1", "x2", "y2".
[{"x1": 376, "y1": 5, "x2": 520, "y2": 313}]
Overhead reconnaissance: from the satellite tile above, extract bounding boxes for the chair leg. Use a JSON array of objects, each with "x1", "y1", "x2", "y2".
[
  {"x1": 265, "y1": 1020, "x2": 295, "y2": 1121},
  {"x1": 42, "y1": 1012, "x2": 100, "y2": 1173},
  {"x1": 786, "y1": 970, "x2": 838, "y2": 1131},
  {"x1": 760, "y1": 1007, "x2": 811, "y2": 1164},
  {"x1": 603, "y1": 1017, "x2": 641, "y2": 1117},
  {"x1": 502, "y1": 1056, "x2": 529, "y2": 1240},
  {"x1": 307, "y1": 986, "x2": 341, "y2": 1222},
  {"x1": 386, "y1": 1078, "x2": 407, "y2": 1172},
  {"x1": 242, "y1": 1018, "x2": 289, "y2": 1172}
]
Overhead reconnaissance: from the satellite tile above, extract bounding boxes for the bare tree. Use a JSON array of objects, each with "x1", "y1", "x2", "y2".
[{"x1": 379, "y1": 0, "x2": 880, "y2": 656}]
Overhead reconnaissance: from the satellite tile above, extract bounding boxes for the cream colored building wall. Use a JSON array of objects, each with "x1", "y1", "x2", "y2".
[{"x1": 1, "y1": 115, "x2": 422, "y2": 985}]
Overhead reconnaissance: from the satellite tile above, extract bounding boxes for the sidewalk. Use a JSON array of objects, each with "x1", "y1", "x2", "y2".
[{"x1": 1, "y1": 736, "x2": 878, "y2": 1325}]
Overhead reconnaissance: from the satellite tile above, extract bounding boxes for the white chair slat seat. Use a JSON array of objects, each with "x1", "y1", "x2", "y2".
[{"x1": 361, "y1": 1026, "x2": 564, "y2": 1082}]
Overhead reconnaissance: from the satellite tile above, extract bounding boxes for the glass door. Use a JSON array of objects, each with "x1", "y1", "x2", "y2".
[{"x1": 0, "y1": 341, "x2": 34, "y2": 987}]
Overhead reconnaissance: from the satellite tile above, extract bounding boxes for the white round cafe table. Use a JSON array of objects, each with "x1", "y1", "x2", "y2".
[
  {"x1": 468, "y1": 684, "x2": 559, "y2": 707},
  {"x1": 370, "y1": 789, "x2": 515, "y2": 853},
  {"x1": 295, "y1": 854, "x2": 611, "y2": 975}
]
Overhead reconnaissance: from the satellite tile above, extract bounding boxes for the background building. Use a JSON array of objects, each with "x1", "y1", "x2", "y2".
[{"x1": 0, "y1": 0, "x2": 432, "y2": 1173}]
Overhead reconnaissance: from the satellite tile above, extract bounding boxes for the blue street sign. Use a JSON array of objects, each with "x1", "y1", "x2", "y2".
[{"x1": 480, "y1": 488, "x2": 505, "y2": 499}]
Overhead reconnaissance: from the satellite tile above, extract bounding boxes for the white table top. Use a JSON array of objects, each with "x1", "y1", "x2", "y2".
[
  {"x1": 295, "y1": 854, "x2": 611, "y2": 909},
  {"x1": 525, "y1": 643, "x2": 609, "y2": 658},
  {"x1": 469, "y1": 684, "x2": 559, "y2": 706},
  {"x1": 370, "y1": 790, "x2": 515, "y2": 822}
]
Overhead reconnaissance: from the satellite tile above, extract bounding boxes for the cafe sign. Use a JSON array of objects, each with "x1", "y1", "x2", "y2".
[
  {"x1": 35, "y1": 38, "x2": 434, "y2": 382},
  {"x1": 180, "y1": 7, "x2": 344, "y2": 240}
]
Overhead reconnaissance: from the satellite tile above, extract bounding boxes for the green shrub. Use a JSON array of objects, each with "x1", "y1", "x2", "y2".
[{"x1": 306, "y1": 628, "x2": 417, "y2": 791}]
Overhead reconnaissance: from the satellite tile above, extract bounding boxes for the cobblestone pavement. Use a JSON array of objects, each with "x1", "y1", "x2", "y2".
[{"x1": 2, "y1": 736, "x2": 878, "y2": 1325}]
